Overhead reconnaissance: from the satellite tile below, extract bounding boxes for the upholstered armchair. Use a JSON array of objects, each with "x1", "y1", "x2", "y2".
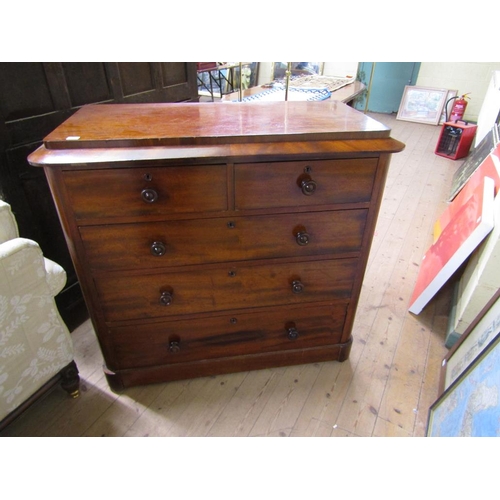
[{"x1": 0, "y1": 199, "x2": 79, "y2": 429}]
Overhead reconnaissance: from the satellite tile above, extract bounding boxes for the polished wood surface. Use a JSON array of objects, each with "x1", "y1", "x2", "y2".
[
  {"x1": 80, "y1": 209, "x2": 367, "y2": 270},
  {"x1": 42, "y1": 100, "x2": 392, "y2": 149},
  {"x1": 28, "y1": 137, "x2": 405, "y2": 168},
  {"x1": 234, "y1": 158, "x2": 378, "y2": 209},
  {"x1": 108, "y1": 303, "x2": 348, "y2": 370},
  {"x1": 95, "y1": 258, "x2": 358, "y2": 322},
  {"x1": 29, "y1": 102, "x2": 404, "y2": 390},
  {"x1": 61, "y1": 165, "x2": 228, "y2": 220}
]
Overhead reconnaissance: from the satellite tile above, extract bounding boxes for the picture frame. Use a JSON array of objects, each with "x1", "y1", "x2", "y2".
[
  {"x1": 440, "y1": 289, "x2": 500, "y2": 394},
  {"x1": 427, "y1": 329, "x2": 500, "y2": 436},
  {"x1": 397, "y1": 85, "x2": 449, "y2": 125}
]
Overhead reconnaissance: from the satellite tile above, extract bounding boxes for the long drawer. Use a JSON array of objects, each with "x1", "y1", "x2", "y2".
[
  {"x1": 95, "y1": 258, "x2": 358, "y2": 322},
  {"x1": 234, "y1": 158, "x2": 378, "y2": 209},
  {"x1": 63, "y1": 165, "x2": 228, "y2": 219},
  {"x1": 80, "y1": 209, "x2": 367, "y2": 270},
  {"x1": 107, "y1": 303, "x2": 349, "y2": 369}
]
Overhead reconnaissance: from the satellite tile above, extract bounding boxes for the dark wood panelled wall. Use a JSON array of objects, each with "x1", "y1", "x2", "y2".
[{"x1": 0, "y1": 62, "x2": 199, "y2": 330}]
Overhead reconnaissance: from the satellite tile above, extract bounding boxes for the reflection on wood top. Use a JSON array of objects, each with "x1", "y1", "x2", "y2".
[{"x1": 42, "y1": 100, "x2": 394, "y2": 150}]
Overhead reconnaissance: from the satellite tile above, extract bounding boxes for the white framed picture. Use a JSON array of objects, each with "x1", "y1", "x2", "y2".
[{"x1": 397, "y1": 85, "x2": 448, "y2": 125}]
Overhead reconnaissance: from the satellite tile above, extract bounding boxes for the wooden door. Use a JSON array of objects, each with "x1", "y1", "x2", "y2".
[{"x1": 0, "y1": 62, "x2": 198, "y2": 330}]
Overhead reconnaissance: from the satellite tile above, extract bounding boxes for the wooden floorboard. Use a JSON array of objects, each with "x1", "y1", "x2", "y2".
[{"x1": 0, "y1": 112, "x2": 461, "y2": 438}]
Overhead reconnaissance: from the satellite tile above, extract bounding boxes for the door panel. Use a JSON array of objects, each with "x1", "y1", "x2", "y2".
[
  {"x1": 61, "y1": 62, "x2": 114, "y2": 106},
  {"x1": 0, "y1": 63, "x2": 55, "y2": 120},
  {"x1": 355, "y1": 62, "x2": 421, "y2": 114},
  {"x1": 119, "y1": 62, "x2": 156, "y2": 96}
]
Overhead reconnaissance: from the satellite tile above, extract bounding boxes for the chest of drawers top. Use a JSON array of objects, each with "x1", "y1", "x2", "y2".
[{"x1": 29, "y1": 101, "x2": 404, "y2": 167}]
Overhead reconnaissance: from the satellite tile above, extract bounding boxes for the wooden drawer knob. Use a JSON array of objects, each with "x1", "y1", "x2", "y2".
[
  {"x1": 141, "y1": 188, "x2": 158, "y2": 203},
  {"x1": 150, "y1": 241, "x2": 166, "y2": 257},
  {"x1": 292, "y1": 280, "x2": 304, "y2": 294},
  {"x1": 300, "y1": 176, "x2": 317, "y2": 196},
  {"x1": 168, "y1": 341, "x2": 181, "y2": 353},
  {"x1": 159, "y1": 290, "x2": 173, "y2": 306},
  {"x1": 295, "y1": 231, "x2": 310, "y2": 246},
  {"x1": 286, "y1": 325, "x2": 299, "y2": 340}
]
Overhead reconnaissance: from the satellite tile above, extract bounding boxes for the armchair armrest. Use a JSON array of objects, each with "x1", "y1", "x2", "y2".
[
  {"x1": 0, "y1": 238, "x2": 62, "y2": 297},
  {"x1": 0, "y1": 200, "x2": 19, "y2": 244}
]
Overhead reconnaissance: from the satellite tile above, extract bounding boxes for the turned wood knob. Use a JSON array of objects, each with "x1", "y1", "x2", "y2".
[
  {"x1": 300, "y1": 177, "x2": 317, "y2": 196},
  {"x1": 287, "y1": 326, "x2": 299, "y2": 340},
  {"x1": 292, "y1": 280, "x2": 304, "y2": 294},
  {"x1": 168, "y1": 341, "x2": 181, "y2": 353},
  {"x1": 159, "y1": 290, "x2": 173, "y2": 306},
  {"x1": 141, "y1": 188, "x2": 158, "y2": 203},
  {"x1": 150, "y1": 241, "x2": 166, "y2": 257},
  {"x1": 295, "y1": 231, "x2": 310, "y2": 246}
]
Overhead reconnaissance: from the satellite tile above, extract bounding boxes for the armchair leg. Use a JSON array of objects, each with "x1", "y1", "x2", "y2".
[{"x1": 60, "y1": 361, "x2": 80, "y2": 399}]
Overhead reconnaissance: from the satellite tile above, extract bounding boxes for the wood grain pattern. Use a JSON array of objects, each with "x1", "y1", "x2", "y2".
[
  {"x1": 94, "y1": 258, "x2": 358, "y2": 322},
  {"x1": 108, "y1": 303, "x2": 348, "y2": 369},
  {"x1": 234, "y1": 158, "x2": 378, "y2": 209},
  {"x1": 42, "y1": 101, "x2": 394, "y2": 149},
  {"x1": 64, "y1": 164, "x2": 228, "y2": 219},
  {"x1": 79, "y1": 209, "x2": 367, "y2": 270}
]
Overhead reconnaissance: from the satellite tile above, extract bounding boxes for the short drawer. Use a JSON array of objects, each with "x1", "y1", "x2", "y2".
[
  {"x1": 63, "y1": 165, "x2": 228, "y2": 219},
  {"x1": 108, "y1": 303, "x2": 348, "y2": 369},
  {"x1": 234, "y1": 158, "x2": 378, "y2": 209},
  {"x1": 80, "y1": 209, "x2": 367, "y2": 270},
  {"x1": 95, "y1": 258, "x2": 358, "y2": 322}
]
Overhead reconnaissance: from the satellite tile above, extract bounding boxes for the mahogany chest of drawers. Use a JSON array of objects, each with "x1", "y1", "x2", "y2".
[{"x1": 28, "y1": 101, "x2": 404, "y2": 390}]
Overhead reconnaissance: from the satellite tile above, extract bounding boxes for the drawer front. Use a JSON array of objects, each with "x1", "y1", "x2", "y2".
[
  {"x1": 80, "y1": 209, "x2": 367, "y2": 270},
  {"x1": 108, "y1": 303, "x2": 348, "y2": 369},
  {"x1": 235, "y1": 158, "x2": 378, "y2": 209},
  {"x1": 63, "y1": 165, "x2": 228, "y2": 219},
  {"x1": 96, "y1": 258, "x2": 358, "y2": 322}
]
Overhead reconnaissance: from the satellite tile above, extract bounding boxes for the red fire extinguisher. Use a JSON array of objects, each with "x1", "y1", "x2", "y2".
[{"x1": 447, "y1": 93, "x2": 470, "y2": 122}]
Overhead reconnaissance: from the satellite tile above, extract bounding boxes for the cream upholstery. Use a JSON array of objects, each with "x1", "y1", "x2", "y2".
[{"x1": 0, "y1": 200, "x2": 78, "y2": 426}]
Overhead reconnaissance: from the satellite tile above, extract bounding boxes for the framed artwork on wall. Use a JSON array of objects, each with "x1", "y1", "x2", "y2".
[{"x1": 397, "y1": 85, "x2": 449, "y2": 125}]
